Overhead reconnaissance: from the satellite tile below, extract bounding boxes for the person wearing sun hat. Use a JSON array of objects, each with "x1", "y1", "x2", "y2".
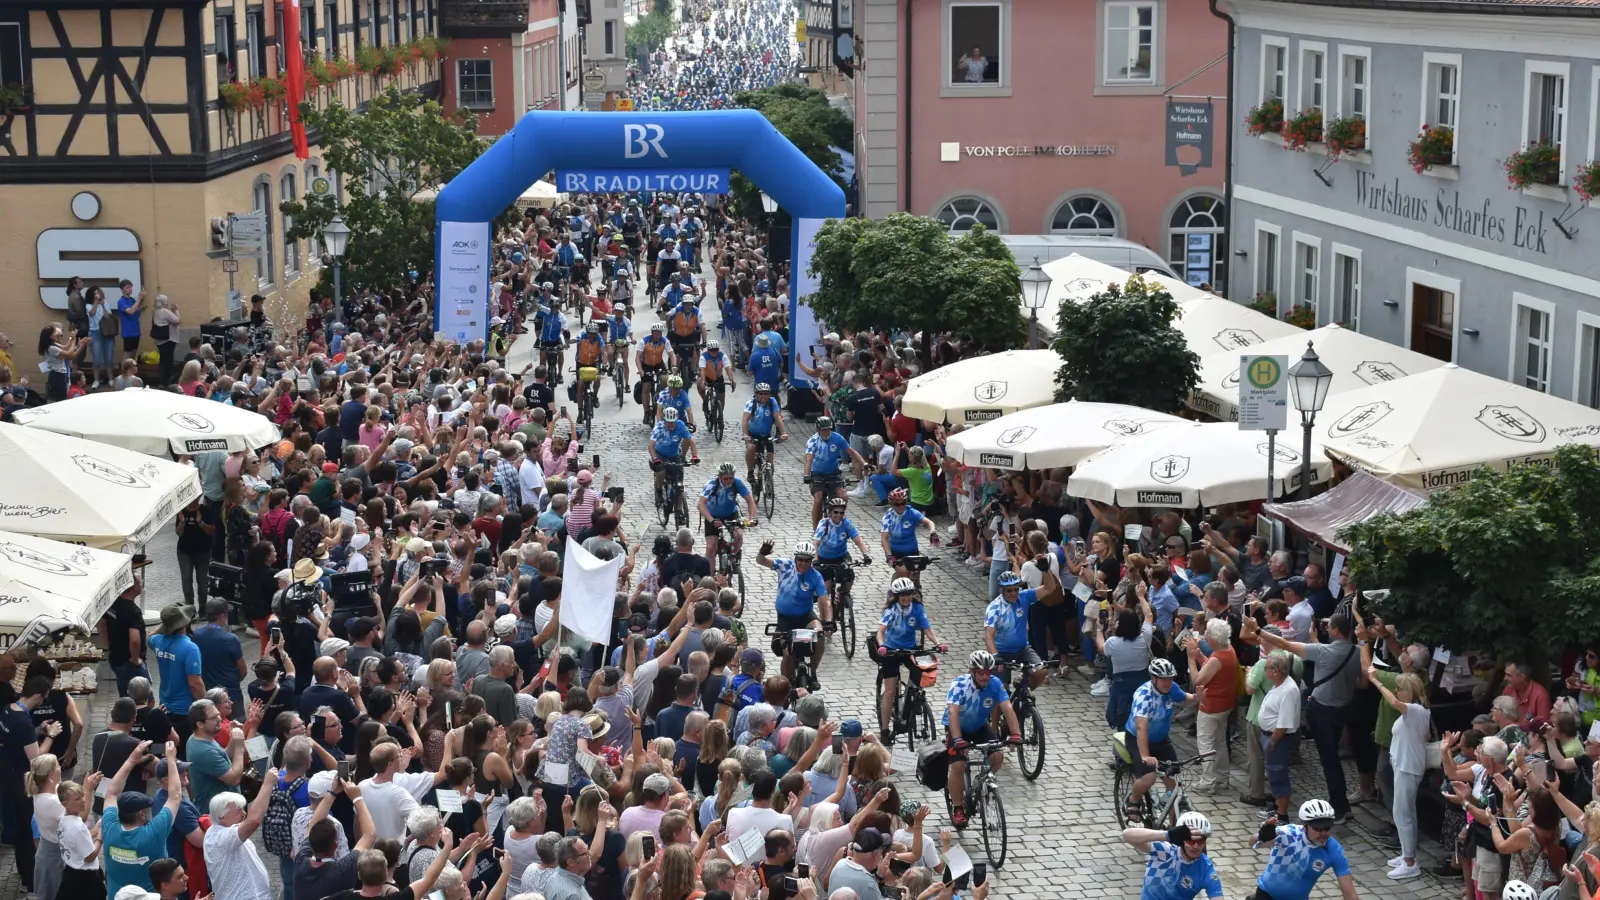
[{"x1": 149, "y1": 603, "x2": 204, "y2": 755}]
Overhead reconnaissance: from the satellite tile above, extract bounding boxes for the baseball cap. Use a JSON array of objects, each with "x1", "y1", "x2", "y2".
[
  {"x1": 345, "y1": 617, "x2": 376, "y2": 640},
  {"x1": 1281, "y1": 576, "x2": 1308, "y2": 597},
  {"x1": 739, "y1": 648, "x2": 764, "y2": 666},
  {"x1": 118, "y1": 790, "x2": 154, "y2": 818},
  {"x1": 155, "y1": 759, "x2": 190, "y2": 779},
  {"x1": 576, "y1": 469, "x2": 594, "y2": 485},
  {"x1": 321, "y1": 637, "x2": 350, "y2": 658},
  {"x1": 643, "y1": 772, "x2": 673, "y2": 798},
  {"x1": 308, "y1": 769, "x2": 340, "y2": 798},
  {"x1": 851, "y1": 826, "x2": 887, "y2": 853},
  {"x1": 350, "y1": 533, "x2": 371, "y2": 552},
  {"x1": 393, "y1": 438, "x2": 415, "y2": 457},
  {"x1": 321, "y1": 461, "x2": 339, "y2": 474},
  {"x1": 114, "y1": 887, "x2": 160, "y2": 900},
  {"x1": 839, "y1": 719, "x2": 863, "y2": 739},
  {"x1": 494, "y1": 613, "x2": 518, "y2": 637},
  {"x1": 793, "y1": 695, "x2": 827, "y2": 729},
  {"x1": 406, "y1": 538, "x2": 430, "y2": 555}
]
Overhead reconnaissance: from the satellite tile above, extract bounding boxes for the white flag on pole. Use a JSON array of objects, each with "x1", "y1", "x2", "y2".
[{"x1": 562, "y1": 537, "x2": 624, "y2": 646}]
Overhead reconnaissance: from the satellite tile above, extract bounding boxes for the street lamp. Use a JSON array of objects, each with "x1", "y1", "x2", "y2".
[
  {"x1": 1019, "y1": 257, "x2": 1050, "y2": 349},
  {"x1": 1288, "y1": 340, "x2": 1333, "y2": 499},
  {"x1": 321, "y1": 215, "x2": 351, "y2": 320},
  {"x1": 759, "y1": 190, "x2": 778, "y2": 218}
]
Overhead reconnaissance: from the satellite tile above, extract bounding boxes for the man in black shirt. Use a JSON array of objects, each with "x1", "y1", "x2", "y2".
[
  {"x1": 658, "y1": 529, "x2": 711, "y2": 604},
  {"x1": 521, "y1": 365, "x2": 556, "y2": 417},
  {"x1": 758, "y1": 830, "x2": 799, "y2": 900},
  {"x1": 129, "y1": 677, "x2": 175, "y2": 748},
  {"x1": 101, "y1": 586, "x2": 150, "y2": 696},
  {"x1": 90, "y1": 698, "x2": 145, "y2": 810},
  {"x1": 845, "y1": 374, "x2": 886, "y2": 460}
]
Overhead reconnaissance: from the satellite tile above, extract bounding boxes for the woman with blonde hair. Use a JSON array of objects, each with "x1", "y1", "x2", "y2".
[
  {"x1": 698, "y1": 756, "x2": 743, "y2": 831},
  {"x1": 1369, "y1": 662, "x2": 1433, "y2": 881},
  {"x1": 55, "y1": 775, "x2": 104, "y2": 900},
  {"x1": 696, "y1": 719, "x2": 731, "y2": 797},
  {"x1": 27, "y1": 753, "x2": 65, "y2": 900},
  {"x1": 569, "y1": 783, "x2": 623, "y2": 899},
  {"x1": 655, "y1": 844, "x2": 697, "y2": 900},
  {"x1": 176, "y1": 358, "x2": 206, "y2": 398}
]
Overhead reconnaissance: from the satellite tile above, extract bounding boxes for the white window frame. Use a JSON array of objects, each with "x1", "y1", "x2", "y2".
[
  {"x1": 1403, "y1": 267, "x2": 1462, "y2": 364},
  {"x1": 942, "y1": 0, "x2": 1010, "y2": 96},
  {"x1": 1421, "y1": 52, "x2": 1461, "y2": 164},
  {"x1": 1292, "y1": 232, "x2": 1321, "y2": 313},
  {"x1": 1510, "y1": 292, "x2": 1557, "y2": 395},
  {"x1": 1522, "y1": 59, "x2": 1571, "y2": 184},
  {"x1": 1336, "y1": 45, "x2": 1369, "y2": 139},
  {"x1": 1573, "y1": 310, "x2": 1600, "y2": 408},
  {"x1": 1296, "y1": 41, "x2": 1325, "y2": 114},
  {"x1": 1259, "y1": 36, "x2": 1288, "y2": 105},
  {"x1": 1328, "y1": 243, "x2": 1361, "y2": 331},
  {"x1": 1102, "y1": 0, "x2": 1158, "y2": 86},
  {"x1": 1588, "y1": 67, "x2": 1600, "y2": 165},
  {"x1": 1254, "y1": 220, "x2": 1282, "y2": 304},
  {"x1": 281, "y1": 171, "x2": 299, "y2": 280},
  {"x1": 252, "y1": 176, "x2": 274, "y2": 289}
]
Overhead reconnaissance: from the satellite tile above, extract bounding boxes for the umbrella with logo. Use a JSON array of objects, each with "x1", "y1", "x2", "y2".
[
  {"x1": 12, "y1": 388, "x2": 280, "y2": 457},
  {"x1": 0, "y1": 530, "x2": 134, "y2": 647},
  {"x1": 1186, "y1": 324, "x2": 1447, "y2": 422},
  {"x1": 1035, "y1": 254, "x2": 1138, "y2": 329},
  {"x1": 945, "y1": 401, "x2": 1190, "y2": 470},
  {"x1": 900, "y1": 350, "x2": 1060, "y2": 425},
  {"x1": 1315, "y1": 363, "x2": 1600, "y2": 492},
  {"x1": 0, "y1": 423, "x2": 202, "y2": 551},
  {"x1": 515, "y1": 180, "x2": 567, "y2": 209},
  {"x1": 1067, "y1": 422, "x2": 1333, "y2": 507}
]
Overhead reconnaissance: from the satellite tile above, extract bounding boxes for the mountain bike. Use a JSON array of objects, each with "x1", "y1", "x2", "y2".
[
  {"x1": 876, "y1": 645, "x2": 943, "y2": 751},
  {"x1": 576, "y1": 365, "x2": 601, "y2": 437},
  {"x1": 766, "y1": 622, "x2": 818, "y2": 695},
  {"x1": 996, "y1": 659, "x2": 1047, "y2": 781},
  {"x1": 657, "y1": 459, "x2": 696, "y2": 528},
  {"x1": 640, "y1": 367, "x2": 663, "y2": 426},
  {"x1": 1111, "y1": 741, "x2": 1212, "y2": 830},
  {"x1": 815, "y1": 556, "x2": 866, "y2": 659},
  {"x1": 611, "y1": 341, "x2": 629, "y2": 407},
  {"x1": 749, "y1": 436, "x2": 778, "y2": 518},
  {"x1": 709, "y1": 516, "x2": 754, "y2": 604},
  {"x1": 944, "y1": 739, "x2": 1011, "y2": 869},
  {"x1": 706, "y1": 378, "x2": 727, "y2": 444}
]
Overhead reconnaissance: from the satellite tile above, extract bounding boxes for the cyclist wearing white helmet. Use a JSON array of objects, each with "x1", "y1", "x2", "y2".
[
  {"x1": 756, "y1": 537, "x2": 829, "y2": 690},
  {"x1": 943, "y1": 650, "x2": 1021, "y2": 829},
  {"x1": 1120, "y1": 657, "x2": 1201, "y2": 822},
  {"x1": 697, "y1": 337, "x2": 734, "y2": 413},
  {"x1": 1122, "y1": 811, "x2": 1223, "y2": 900},
  {"x1": 742, "y1": 381, "x2": 788, "y2": 479},
  {"x1": 1253, "y1": 798, "x2": 1355, "y2": 900},
  {"x1": 648, "y1": 405, "x2": 699, "y2": 498},
  {"x1": 655, "y1": 373, "x2": 695, "y2": 430},
  {"x1": 637, "y1": 322, "x2": 671, "y2": 410},
  {"x1": 873, "y1": 574, "x2": 946, "y2": 744},
  {"x1": 983, "y1": 563, "x2": 1058, "y2": 693},
  {"x1": 805, "y1": 415, "x2": 867, "y2": 528},
  {"x1": 698, "y1": 461, "x2": 756, "y2": 569},
  {"x1": 605, "y1": 309, "x2": 632, "y2": 377},
  {"x1": 1501, "y1": 882, "x2": 1539, "y2": 900}
]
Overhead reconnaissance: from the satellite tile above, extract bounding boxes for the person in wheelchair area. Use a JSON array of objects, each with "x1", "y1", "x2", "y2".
[
  {"x1": 756, "y1": 539, "x2": 829, "y2": 691},
  {"x1": 1119, "y1": 657, "x2": 1201, "y2": 819},
  {"x1": 943, "y1": 650, "x2": 1022, "y2": 829}
]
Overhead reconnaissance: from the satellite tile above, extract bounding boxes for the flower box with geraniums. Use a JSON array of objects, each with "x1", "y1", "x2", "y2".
[
  {"x1": 218, "y1": 81, "x2": 252, "y2": 113},
  {"x1": 1246, "y1": 97, "x2": 1284, "y2": 136},
  {"x1": 1576, "y1": 162, "x2": 1600, "y2": 204},
  {"x1": 356, "y1": 45, "x2": 387, "y2": 77},
  {"x1": 1284, "y1": 304, "x2": 1316, "y2": 330},
  {"x1": 0, "y1": 83, "x2": 32, "y2": 114},
  {"x1": 249, "y1": 76, "x2": 286, "y2": 109},
  {"x1": 1407, "y1": 125, "x2": 1454, "y2": 173},
  {"x1": 1325, "y1": 115, "x2": 1366, "y2": 157},
  {"x1": 1282, "y1": 108, "x2": 1323, "y2": 151},
  {"x1": 1504, "y1": 142, "x2": 1561, "y2": 190},
  {"x1": 1250, "y1": 292, "x2": 1277, "y2": 317}
]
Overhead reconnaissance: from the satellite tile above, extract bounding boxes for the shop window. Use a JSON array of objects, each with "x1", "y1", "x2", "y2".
[{"x1": 1167, "y1": 194, "x2": 1225, "y2": 290}]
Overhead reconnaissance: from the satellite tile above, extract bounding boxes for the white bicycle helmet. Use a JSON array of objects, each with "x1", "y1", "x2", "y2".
[
  {"x1": 1298, "y1": 799, "x2": 1337, "y2": 822},
  {"x1": 792, "y1": 540, "x2": 816, "y2": 559},
  {"x1": 1148, "y1": 658, "x2": 1179, "y2": 679},
  {"x1": 1176, "y1": 811, "x2": 1212, "y2": 836},
  {"x1": 707, "y1": 339, "x2": 720, "y2": 350},
  {"x1": 663, "y1": 407, "x2": 679, "y2": 422},
  {"x1": 1502, "y1": 882, "x2": 1538, "y2": 900},
  {"x1": 755, "y1": 382, "x2": 772, "y2": 393},
  {"x1": 890, "y1": 578, "x2": 917, "y2": 595},
  {"x1": 969, "y1": 650, "x2": 996, "y2": 671}
]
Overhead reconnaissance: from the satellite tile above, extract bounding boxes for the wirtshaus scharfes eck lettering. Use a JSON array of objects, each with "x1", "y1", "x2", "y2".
[{"x1": 1354, "y1": 171, "x2": 1507, "y2": 243}]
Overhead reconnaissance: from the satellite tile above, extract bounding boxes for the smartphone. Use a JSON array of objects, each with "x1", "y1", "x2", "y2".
[
  {"x1": 796, "y1": 864, "x2": 810, "y2": 879},
  {"x1": 568, "y1": 457, "x2": 580, "y2": 474},
  {"x1": 337, "y1": 760, "x2": 350, "y2": 782},
  {"x1": 782, "y1": 876, "x2": 801, "y2": 894},
  {"x1": 972, "y1": 863, "x2": 987, "y2": 887},
  {"x1": 592, "y1": 453, "x2": 601, "y2": 469},
  {"x1": 831, "y1": 735, "x2": 844, "y2": 756},
  {"x1": 641, "y1": 834, "x2": 657, "y2": 860},
  {"x1": 269, "y1": 624, "x2": 283, "y2": 644},
  {"x1": 888, "y1": 858, "x2": 912, "y2": 877}
]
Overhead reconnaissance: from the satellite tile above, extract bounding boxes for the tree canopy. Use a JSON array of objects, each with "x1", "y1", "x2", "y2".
[
  {"x1": 1342, "y1": 444, "x2": 1600, "y2": 667},
  {"x1": 729, "y1": 83, "x2": 852, "y2": 222},
  {"x1": 1050, "y1": 275, "x2": 1201, "y2": 412},
  {"x1": 280, "y1": 87, "x2": 497, "y2": 294},
  {"x1": 805, "y1": 215, "x2": 1026, "y2": 353},
  {"x1": 627, "y1": 11, "x2": 674, "y2": 60}
]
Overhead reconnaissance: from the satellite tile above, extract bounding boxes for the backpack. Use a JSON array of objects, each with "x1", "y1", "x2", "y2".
[
  {"x1": 261, "y1": 507, "x2": 294, "y2": 556},
  {"x1": 262, "y1": 774, "x2": 307, "y2": 858}
]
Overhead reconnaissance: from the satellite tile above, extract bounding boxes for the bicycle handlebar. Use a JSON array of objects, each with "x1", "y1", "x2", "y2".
[{"x1": 1157, "y1": 752, "x2": 1216, "y2": 776}]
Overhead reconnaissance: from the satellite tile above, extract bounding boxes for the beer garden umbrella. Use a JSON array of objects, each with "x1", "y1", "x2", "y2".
[
  {"x1": 945, "y1": 401, "x2": 1189, "y2": 470},
  {"x1": 1067, "y1": 422, "x2": 1333, "y2": 507}
]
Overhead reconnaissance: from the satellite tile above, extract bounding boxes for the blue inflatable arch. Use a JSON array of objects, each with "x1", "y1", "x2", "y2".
[{"x1": 434, "y1": 110, "x2": 846, "y2": 385}]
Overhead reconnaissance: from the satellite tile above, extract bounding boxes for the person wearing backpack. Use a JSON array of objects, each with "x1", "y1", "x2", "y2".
[{"x1": 264, "y1": 734, "x2": 314, "y2": 899}]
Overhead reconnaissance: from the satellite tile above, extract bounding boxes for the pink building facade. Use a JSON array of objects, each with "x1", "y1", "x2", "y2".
[
  {"x1": 852, "y1": 0, "x2": 1232, "y2": 283},
  {"x1": 439, "y1": 0, "x2": 567, "y2": 137}
]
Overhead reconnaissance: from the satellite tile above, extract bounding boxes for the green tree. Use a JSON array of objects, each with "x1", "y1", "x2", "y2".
[
  {"x1": 1050, "y1": 275, "x2": 1200, "y2": 411},
  {"x1": 1342, "y1": 444, "x2": 1600, "y2": 668},
  {"x1": 729, "y1": 84, "x2": 852, "y2": 222},
  {"x1": 805, "y1": 215, "x2": 1026, "y2": 361},
  {"x1": 627, "y1": 11, "x2": 674, "y2": 60},
  {"x1": 279, "y1": 87, "x2": 498, "y2": 294}
]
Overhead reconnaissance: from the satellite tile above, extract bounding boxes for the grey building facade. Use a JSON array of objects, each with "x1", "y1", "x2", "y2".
[{"x1": 1219, "y1": 0, "x2": 1600, "y2": 406}]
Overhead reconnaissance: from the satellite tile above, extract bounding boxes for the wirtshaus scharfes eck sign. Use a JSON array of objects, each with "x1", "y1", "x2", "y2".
[{"x1": 1353, "y1": 170, "x2": 1552, "y2": 253}]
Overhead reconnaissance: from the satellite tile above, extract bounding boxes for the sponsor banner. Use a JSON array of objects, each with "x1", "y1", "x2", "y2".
[
  {"x1": 978, "y1": 453, "x2": 1015, "y2": 468},
  {"x1": 554, "y1": 169, "x2": 732, "y2": 194},
  {"x1": 963, "y1": 409, "x2": 1004, "y2": 423},
  {"x1": 182, "y1": 438, "x2": 231, "y2": 453},
  {"x1": 437, "y1": 220, "x2": 490, "y2": 345},
  {"x1": 1136, "y1": 490, "x2": 1184, "y2": 505},
  {"x1": 789, "y1": 217, "x2": 827, "y2": 388}
]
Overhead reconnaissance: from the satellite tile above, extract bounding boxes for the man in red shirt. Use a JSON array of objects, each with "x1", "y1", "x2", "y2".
[
  {"x1": 472, "y1": 493, "x2": 504, "y2": 548},
  {"x1": 1502, "y1": 662, "x2": 1551, "y2": 730}
]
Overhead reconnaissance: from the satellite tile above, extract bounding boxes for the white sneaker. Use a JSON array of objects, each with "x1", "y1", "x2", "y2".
[
  {"x1": 1387, "y1": 863, "x2": 1421, "y2": 880},
  {"x1": 1077, "y1": 664, "x2": 1098, "y2": 678},
  {"x1": 1090, "y1": 679, "x2": 1110, "y2": 697},
  {"x1": 1386, "y1": 855, "x2": 1406, "y2": 868},
  {"x1": 848, "y1": 485, "x2": 869, "y2": 498}
]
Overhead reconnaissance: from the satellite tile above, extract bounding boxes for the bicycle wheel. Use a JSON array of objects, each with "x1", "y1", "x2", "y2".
[
  {"x1": 840, "y1": 593, "x2": 856, "y2": 659},
  {"x1": 874, "y1": 671, "x2": 891, "y2": 736},
  {"x1": 915, "y1": 695, "x2": 936, "y2": 750},
  {"x1": 674, "y1": 488, "x2": 689, "y2": 528},
  {"x1": 1018, "y1": 707, "x2": 1045, "y2": 781},
  {"x1": 1112, "y1": 765, "x2": 1153, "y2": 828},
  {"x1": 761, "y1": 464, "x2": 775, "y2": 517},
  {"x1": 978, "y1": 778, "x2": 1008, "y2": 869},
  {"x1": 657, "y1": 485, "x2": 673, "y2": 528}
]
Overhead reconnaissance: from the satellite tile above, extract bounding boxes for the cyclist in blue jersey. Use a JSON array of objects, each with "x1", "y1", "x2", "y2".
[
  {"x1": 656, "y1": 374, "x2": 696, "y2": 429},
  {"x1": 756, "y1": 539, "x2": 830, "y2": 690},
  {"x1": 983, "y1": 569, "x2": 1051, "y2": 691},
  {"x1": 813, "y1": 497, "x2": 872, "y2": 635},
  {"x1": 1253, "y1": 799, "x2": 1357, "y2": 900},
  {"x1": 649, "y1": 406, "x2": 699, "y2": 499},
  {"x1": 944, "y1": 650, "x2": 1021, "y2": 829},
  {"x1": 741, "y1": 383, "x2": 788, "y2": 480},
  {"x1": 805, "y1": 417, "x2": 866, "y2": 528},
  {"x1": 875, "y1": 577, "x2": 945, "y2": 744},
  {"x1": 1121, "y1": 658, "x2": 1201, "y2": 817},
  {"x1": 606, "y1": 311, "x2": 632, "y2": 378},
  {"x1": 698, "y1": 461, "x2": 757, "y2": 569},
  {"x1": 748, "y1": 334, "x2": 783, "y2": 398},
  {"x1": 535, "y1": 305, "x2": 566, "y2": 383},
  {"x1": 1123, "y1": 812, "x2": 1224, "y2": 900},
  {"x1": 879, "y1": 487, "x2": 936, "y2": 577}
]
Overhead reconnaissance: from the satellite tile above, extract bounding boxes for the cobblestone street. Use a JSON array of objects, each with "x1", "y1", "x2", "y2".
[{"x1": 0, "y1": 290, "x2": 1454, "y2": 900}]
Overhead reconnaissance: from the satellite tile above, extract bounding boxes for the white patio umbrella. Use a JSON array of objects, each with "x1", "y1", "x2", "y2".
[
  {"x1": 0, "y1": 531, "x2": 133, "y2": 645},
  {"x1": 515, "y1": 180, "x2": 567, "y2": 208},
  {"x1": 1068, "y1": 422, "x2": 1333, "y2": 507},
  {"x1": 0, "y1": 423, "x2": 202, "y2": 551},
  {"x1": 945, "y1": 401, "x2": 1190, "y2": 470},
  {"x1": 1172, "y1": 295, "x2": 1303, "y2": 358},
  {"x1": 12, "y1": 388, "x2": 281, "y2": 457},
  {"x1": 900, "y1": 350, "x2": 1060, "y2": 425},
  {"x1": 1316, "y1": 363, "x2": 1600, "y2": 492},
  {"x1": 1035, "y1": 254, "x2": 1138, "y2": 332},
  {"x1": 1187, "y1": 324, "x2": 1447, "y2": 422}
]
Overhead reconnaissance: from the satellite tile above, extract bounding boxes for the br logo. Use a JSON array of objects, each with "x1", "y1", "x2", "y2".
[{"x1": 624, "y1": 124, "x2": 668, "y2": 159}]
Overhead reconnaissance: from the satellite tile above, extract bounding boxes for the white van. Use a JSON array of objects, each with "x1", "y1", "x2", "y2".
[{"x1": 998, "y1": 234, "x2": 1177, "y2": 278}]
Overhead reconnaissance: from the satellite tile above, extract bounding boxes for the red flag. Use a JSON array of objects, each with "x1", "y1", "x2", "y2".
[{"x1": 282, "y1": 0, "x2": 309, "y2": 160}]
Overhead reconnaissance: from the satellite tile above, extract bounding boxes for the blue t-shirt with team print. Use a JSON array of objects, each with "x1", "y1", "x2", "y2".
[
  {"x1": 943, "y1": 673, "x2": 1009, "y2": 733},
  {"x1": 881, "y1": 602, "x2": 931, "y2": 650},
  {"x1": 770, "y1": 556, "x2": 829, "y2": 618},
  {"x1": 814, "y1": 518, "x2": 859, "y2": 561},
  {"x1": 983, "y1": 590, "x2": 1037, "y2": 654},
  {"x1": 1142, "y1": 841, "x2": 1224, "y2": 900},
  {"x1": 701, "y1": 477, "x2": 751, "y2": 518},
  {"x1": 880, "y1": 507, "x2": 925, "y2": 556},
  {"x1": 806, "y1": 431, "x2": 850, "y2": 475},
  {"x1": 1256, "y1": 825, "x2": 1351, "y2": 900},
  {"x1": 744, "y1": 397, "x2": 782, "y2": 437},
  {"x1": 651, "y1": 420, "x2": 692, "y2": 458},
  {"x1": 657, "y1": 389, "x2": 692, "y2": 417}
]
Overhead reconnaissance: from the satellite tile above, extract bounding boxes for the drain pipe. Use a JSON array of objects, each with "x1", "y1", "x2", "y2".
[
  {"x1": 1207, "y1": 0, "x2": 1236, "y2": 297},
  {"x1": 903, "y1": 0, "x2": 913, "y2": 212}
]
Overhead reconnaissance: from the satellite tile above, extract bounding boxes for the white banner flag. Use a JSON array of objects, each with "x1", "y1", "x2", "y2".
[{"x1": 561, "y1": 537, "x2": 624, "y2": 646}]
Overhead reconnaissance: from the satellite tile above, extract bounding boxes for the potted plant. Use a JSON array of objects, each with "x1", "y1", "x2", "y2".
[
  {"x1": 1250, "y1": 292, "x2": 1277, "y2": 317},
  {"x1": 1282, "y1": 107, "x2": 1323, "y2": 151},
  {"x1": 1406, "y1": 125, "x2": 1454, "y2": 173},
  {"x1": 1284, "y1": 304, "x2": 1316, "y2": 330},
  {"x1": 218, "y1": 81, "x2": 252, "y2": 113},
  {"x1": 1325, "y1": 115, "x2": 1366, "y2": 156},
  {"x1": 1503, "y1": 142, "x2": 1561, "y2": 189},
  {"x1": 0, "y1": 82, "x2": 32, "y2": 114},
  {"x1": 256, "y1": 76, "x2": 286, "y2": 105},
  {"x1": 1245, "y1": 97, "x2": 1284, "y2": 136},
  {"x1": 1576, "y1": 161, "x2": 1600, "y2": 203},
  {"x1": 356, "y1": 45, "x2": 386, "y2": 76}
]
